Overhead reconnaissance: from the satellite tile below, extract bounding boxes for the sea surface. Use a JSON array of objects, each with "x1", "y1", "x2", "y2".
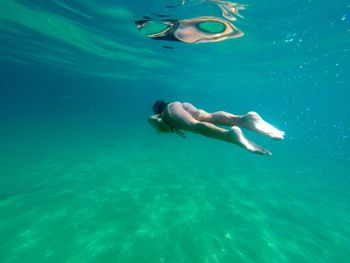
[{"x1": 0, "y1": 0, "x2": 349, "y2": 262}]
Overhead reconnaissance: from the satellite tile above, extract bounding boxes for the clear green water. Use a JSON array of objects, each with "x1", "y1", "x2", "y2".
[{"x1": 0, "y1": 0, "x2": 349, "y2": 262}]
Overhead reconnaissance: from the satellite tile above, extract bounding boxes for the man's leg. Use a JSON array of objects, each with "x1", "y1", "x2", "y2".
[
  {"x1": 182, "y1": 103, "x2": 284, "y2": 139},
  {"x1": 168, "y1": 103, "x2": 271, "y2": 155}
]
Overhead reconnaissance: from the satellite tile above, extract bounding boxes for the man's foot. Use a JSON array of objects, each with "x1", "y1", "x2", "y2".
[
  {"x1": 241, "y1": 112, "x2": 285, "y2": 140},
  {"x1": 229, "y1": 126, "x2": 272, "y2": 156}
]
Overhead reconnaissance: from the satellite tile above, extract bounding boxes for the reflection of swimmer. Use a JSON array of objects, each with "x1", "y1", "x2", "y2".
[
  {"x1": 208, "y1": 0, "x2": 246, "y2": 20},
  {"x1": 177, "y1": 0, "x2": 246, "y2": 21},
  {"x1": 148, "y1": 101, "x2": 285, "y2": 156},
  {"x1": 135, "y1": 16, "x2": 243, "y2": 43}
]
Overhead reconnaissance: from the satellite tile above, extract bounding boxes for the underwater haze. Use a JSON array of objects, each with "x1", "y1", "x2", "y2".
[{"x1": 0, "y1": 0, "x2": 349, "y2": 262}]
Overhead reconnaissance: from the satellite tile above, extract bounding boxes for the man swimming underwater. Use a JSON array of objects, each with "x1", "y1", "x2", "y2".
[{"x1": 148, "y1": 100, "x2": 285, "y2": 156}]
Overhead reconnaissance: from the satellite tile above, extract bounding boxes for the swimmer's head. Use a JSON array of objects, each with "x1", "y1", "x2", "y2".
[{"x1": 152, "y1": 100, "x2": 168, "y2": 114}]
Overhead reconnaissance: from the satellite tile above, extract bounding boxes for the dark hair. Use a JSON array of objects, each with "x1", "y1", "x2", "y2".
[{"x1": 152, "y1": 100, "x2": 168, "y2": 114}]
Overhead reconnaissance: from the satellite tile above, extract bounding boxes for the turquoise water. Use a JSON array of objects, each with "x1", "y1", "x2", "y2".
[{"x1": 0, "y1": 0, "x2": 349, "y2": 262}]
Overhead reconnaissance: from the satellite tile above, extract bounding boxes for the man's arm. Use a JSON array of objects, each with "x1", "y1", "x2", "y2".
[{"x1": 148, "y1": 115, "x2": 172, "y2": 133}]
